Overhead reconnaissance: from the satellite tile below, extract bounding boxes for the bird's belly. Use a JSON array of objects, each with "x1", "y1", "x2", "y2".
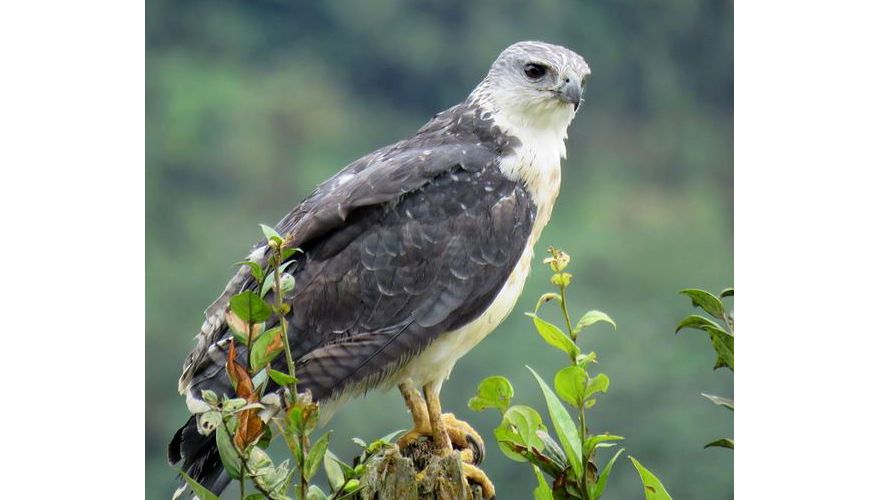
[{"x1": 394, "y1": 244, "x2": 535, "y2": 389}]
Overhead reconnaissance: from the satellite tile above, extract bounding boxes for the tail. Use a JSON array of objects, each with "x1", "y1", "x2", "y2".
[{"x1": 168, "y1": 416, "x2": 231, "y2": 499}]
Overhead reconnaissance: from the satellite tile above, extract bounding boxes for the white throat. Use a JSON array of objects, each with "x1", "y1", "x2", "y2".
[{"x1": 482, "y1": 94, "x2": 575, "y2": 240}]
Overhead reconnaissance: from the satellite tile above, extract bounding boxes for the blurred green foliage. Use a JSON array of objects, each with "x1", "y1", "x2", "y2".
[{"x1": 147, "y1": 0, "x2": 732, "y2": 498}]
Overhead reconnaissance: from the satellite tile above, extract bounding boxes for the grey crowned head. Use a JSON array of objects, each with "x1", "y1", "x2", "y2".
[{"x1": 471, "y1": 41, "x2": 591, "y2": 127}]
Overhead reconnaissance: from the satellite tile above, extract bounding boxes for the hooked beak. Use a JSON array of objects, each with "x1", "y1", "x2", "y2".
[{"x1": 555, "y1": 77, "x2": 583, "y2": 110}]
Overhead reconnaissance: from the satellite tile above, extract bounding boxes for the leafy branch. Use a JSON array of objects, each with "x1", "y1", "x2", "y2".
[
  {"x1": 675, "y1": 287, "x2": 734, "y2": 449},
  {"x1": 178, "y1": 224, "x2": 377, "y2": 500},
  {"x1": 470, "y1": 247, "x2": 672, "y2": 499}
]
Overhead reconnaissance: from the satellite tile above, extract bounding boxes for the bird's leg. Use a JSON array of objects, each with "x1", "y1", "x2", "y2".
[
  {"x1": 424, "y1": 382, "x2": 496, "y2": 499},
  {"x1": 396, "y1": 380, "x2": 432, "y2": 449},
  {"x1": 423, "y1": 381, "x2": 453, "y2": 452}
]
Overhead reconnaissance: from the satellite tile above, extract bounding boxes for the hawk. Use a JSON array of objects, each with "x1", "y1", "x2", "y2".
[{"x1": 169, "y1": 40, "x2": 590, "y2": 498}]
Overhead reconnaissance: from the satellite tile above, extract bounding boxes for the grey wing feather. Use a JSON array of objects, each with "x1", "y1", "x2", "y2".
[{"x1": 282, "y1": 164, "x2": 535, "y2": 401}]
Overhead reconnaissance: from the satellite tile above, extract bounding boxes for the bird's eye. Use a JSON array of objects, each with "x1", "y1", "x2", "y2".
[{"x1": 523, "y1": 63, "x2": 547, "y2": 79}]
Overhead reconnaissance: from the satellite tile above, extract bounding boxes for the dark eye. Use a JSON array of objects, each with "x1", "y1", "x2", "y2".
[{"x1": 523, "y1": 63, "x2": 547, "y2": 79}]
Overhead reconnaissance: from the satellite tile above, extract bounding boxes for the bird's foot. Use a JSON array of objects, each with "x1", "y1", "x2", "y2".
[
  {"x1": 441, "y1": 413, "x2": 485, "y2": 465},
  {"x1": 397, "y1": 425, "x2": 433, "y2": 451},
  {"x1": 462, "y1": 462, "x2": 496, "y2": 499}
]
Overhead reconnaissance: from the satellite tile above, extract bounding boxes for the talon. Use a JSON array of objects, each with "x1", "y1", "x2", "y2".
[
  {"x1": 462, "y1": 462, "x2": 496, "y2": 499},
  {"x1": 442, "y1": 413, "x2": 485, "y2": 465},
  {"x1": 397, "y1": 427, "x2": 431, "y2": 451}
]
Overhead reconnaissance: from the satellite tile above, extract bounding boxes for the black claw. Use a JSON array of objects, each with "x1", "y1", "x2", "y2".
[{"x1": 466, "y1": 434, "x2": 485, "y2": 465}]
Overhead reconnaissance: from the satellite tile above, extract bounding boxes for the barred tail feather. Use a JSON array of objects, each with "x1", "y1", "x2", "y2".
[{"x1": 168, "y1": 416, "x2": 230, "y2": 499}]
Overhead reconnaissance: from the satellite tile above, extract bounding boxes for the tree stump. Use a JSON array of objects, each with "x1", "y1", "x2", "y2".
[{"x1": 360, "y1": 439, "x2": 490, "y2": 500}]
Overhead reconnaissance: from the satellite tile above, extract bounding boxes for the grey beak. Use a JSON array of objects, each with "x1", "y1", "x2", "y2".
[{"x1": 558, "y1": 78, "x2": 583, "y2": 110}]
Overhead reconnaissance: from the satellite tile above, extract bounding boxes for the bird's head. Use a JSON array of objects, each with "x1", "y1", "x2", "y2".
[{"x1": 471, "y1": 41, "x2": 591, "y2": 134}]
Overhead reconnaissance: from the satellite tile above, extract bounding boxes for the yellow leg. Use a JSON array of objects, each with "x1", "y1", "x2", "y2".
[
  {"x1": 397, "y1": 381, "x2": 432, "y2": 449},
  {"x1": 424, "y1": 381, "x2": 453, "y2": 452}
]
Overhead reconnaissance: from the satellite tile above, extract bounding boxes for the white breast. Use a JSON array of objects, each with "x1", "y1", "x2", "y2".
[{"x1": 395, "y1": 128, "x2": 565, "y2": 390}]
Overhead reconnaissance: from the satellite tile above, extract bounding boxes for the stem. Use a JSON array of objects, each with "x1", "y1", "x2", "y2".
[
  {"x1": 273, "y1": 248, "x2": 297, "y2": 395},
  {"x1": 559, "y1": 283, "x2": 575, "y2": 338},
  {"x1": 298, "y1": 432, "x2": 309, "y2": 500},
  {"x1": 246, "y1": 319, "x2": 255, "y2": 376},
  {"x1": 239, "y1": 463, "x2": 246, "y2": 499},
  {"x1": 580, "y1": 405, "x2": 590, "y2": 499},
  {"x1": 558, "y1": 278, "x2": 591, "y2": 497}
]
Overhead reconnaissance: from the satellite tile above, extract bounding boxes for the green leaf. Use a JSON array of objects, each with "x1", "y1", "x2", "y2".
[
  {"x1": 705, "y1": 326, "x2": 734, "y2": 371},
  {"x1": 701, "y1": 393, "x2": 734, "y2": 411},
  {"x1": 306, "y1": 484, "x2": 329, "y2": 500},
  {"x1": 584, "y1": 373, "x2": 610, "y2": 399},
  {"x1": 526, "y1": 313, "x2": 580, "y2": 359},
  {"x1": 227, "y1": 327, "x2": 251, "y2": 346},
  {"x1": 591, "y1": 447, "x2": 624, "y2": 499},
  {"x1": 534, "y1": 293, "x2": 561, "y2": 313},
  {"x1": 215, "y1": 419, "x2": 242, "y2": 479},
  {"x1": 675, "y1": 316, "x2": 733, "y2": 371},
  {"x1": 629, "y1": 456, "x2": 673, "y2": 499},
  {"x1": 280, "y1": 274, "x2": 296, "y2": 295},
  {"x1": 229, "y1": 291, "x2": 273, "y2": 324},
  {"x1": 245, "y1": 445, "x2": 272, "y2": 472},
  {"x1": 233, "y1": 261, "x2": 265, "y2": 283},
  {"x1": 535, "y1": 430, "x2": 569, "y2": 471},
  {"x1": 325, "y1": 449, "x2": 345, "y2": 491},
  {"x1": 281, "y1": 246, "x2": 302, "y2": 261},
  {"x1": 260, "y1": 223, "x2": 282, "y2": 242},
  {"x1": 287, "y1": 403, "x2": 319, "y2": 439},
  {"x1": 305, "y1": 432, "x2": 331, "y2": 480},
  {"x1": 550, "y1": 272, "x2": 571, "y2": 287},
  {"x1": 584, "y1": 434, "x2": 625, "y2": 458},
  {"x1": 201, "y1": 390, "x2": 219, "y2": 406},
  {"x1": 176, "y1": 469, "x2": 220, "y2": 500},
  {"x1": 249, "y1": 326, "x2": 285, "y2": 371},
  {"x1": 674, "y1": 314, "x2": 722, "y2": 334},
  {"x1": 251, "y1": 368, "x2": 268, "y2": 391},
  {"x1": 268, "y1": 368, "x2": 298, "y2": 387},
  {"x1": 493, "y1": 405, "x2": 547, "y2": 464},
  {"x1": 504, "y1": 405, "x2": 546, "y2": 451},
  {"x1": 719, "y1": 287, "x2": 734, "y2": 298},
  {"x1": 376, "y1": 429, "x2": 406, "y2": 444},
  {"x1": 576, "y1": 351, "x2": 597, "y2": 369},
  {"x1": 469, "y1": 376, "x2": 514, "y2": 413},
  {"x1": 260, "y1": 261, "x2": 295, "y2": 298},
  {"x1": 527, "y1": 366, "x2": 583, "y2": 480},
  {"x1": 704, "y1": 438, "x2": 734, "y2": 449},
  {"x1": 554, "y1": 365, "x2": 588, "y2": 407},
  {"x1": 343, "y1": 479, "x2": 360, "y2": 494},
  {"x1": 532, "y1": 465, "x2": 553, "y2": 500},
  {"x1": 494, "y1": 421, "x2": 530, "y2": 462},
  {"x1": 245, "y1": 495, "x2": 264, "y2": 500},
  {"x1": 573, "y1": 310, "x2": 616, "y2": 334},
  {"x1": 680, "y1": 289, "x2": 726, "y2": 320},
  {"x1": 222, "y1": 397, "x2": 248, "y2": 413}
]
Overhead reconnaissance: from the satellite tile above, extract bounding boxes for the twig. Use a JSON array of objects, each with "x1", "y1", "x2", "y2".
[{"x1": 272, "y1": 244, "x2": 297, "y2": 394}]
